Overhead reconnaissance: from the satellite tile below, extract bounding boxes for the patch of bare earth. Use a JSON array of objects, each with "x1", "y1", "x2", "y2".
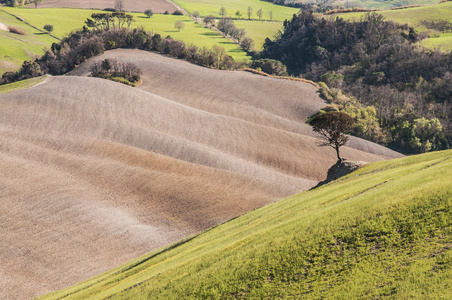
[
  {"x1": 0, "y1": 49, "x2": 403, "y2": 299},
  {"x1": 27, "y1": 0, "x2": 177, "y2": 13}
]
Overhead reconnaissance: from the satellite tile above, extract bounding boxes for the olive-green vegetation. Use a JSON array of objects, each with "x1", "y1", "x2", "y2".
[
  {"x1": 0, "y1": 75, "x2": 46, "y2": 94},
  {"x1": 336, "y1": 1, "x2": 452, "y2": 52},
  {"x1": 40, "y1": 150, "x2": 452, "y2": 299},
  {"x1": 263, "y1": 11, "x2": 451, "y2": 154},
  {"x1": 0, "y1": 9, "x2": 56, "y2": 74},
  {"x1": 173, "y1": 0, "x2": 298, "y2": 21},
  {"x1": 1, "y1": 7, "x2": 249, "y2": 63}
]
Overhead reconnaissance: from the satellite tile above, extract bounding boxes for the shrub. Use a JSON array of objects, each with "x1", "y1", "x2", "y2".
[
  {"x1": 90, "y1": 58, "x2": 141, "y2": 85},
  {"x1": 8, "y1": 26, "x2": 26, "y2": 35},
  {"x1": 144, "y1": 9, "x2": 153, "y2": 18},
  {"x1": 43, "y1": 24, "x2": 54, "y2": 33},
  {"x1": 251, "y1": 59, "x2": 287, "y2": 76},
  {"x1": 173, "y1": 10, "x2": 183, "y2": 15},
  {"x1": 240, "y1": 36, "x2": 254, "y2": 52}
]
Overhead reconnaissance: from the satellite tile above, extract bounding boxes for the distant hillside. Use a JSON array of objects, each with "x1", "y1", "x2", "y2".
[
  {"x1": 269, "y1": 0, "x2": 439, "y2": 10},
  {"x1": 25, "y1": 0, "x2": 177, "y2": 13},
  {"x1": 335, "y1": 1, "x2": 452, "y2": 52},
  {"x1": 39, "y1": 149, "x2": 452, "y2": 299}
]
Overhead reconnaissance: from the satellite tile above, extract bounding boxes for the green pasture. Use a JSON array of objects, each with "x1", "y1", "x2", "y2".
[
  {"x1": 173, "y1": 0, "x2": 298, "y2": 21},
  {"x1": 0, "y1": 9, "x2": 56, "y2": 74},
  {"x1": 0, "y1": 7, "x2": 249, "y2": 62},
  {"x1": 134, "y1": 14, "x2": 249, "y2": 61},
  {"x1": 420, "y1": 32, "x2": 452, "y2": 52},
  {"x1": 235, "y1": 20, "x2": 282, "y2": 50},
  {"x1": 0, "y1": 75, "x2": 47, "y2": 94},
  {"x1": 40, "y1": 149, "x2": 452, "y2": 299}
]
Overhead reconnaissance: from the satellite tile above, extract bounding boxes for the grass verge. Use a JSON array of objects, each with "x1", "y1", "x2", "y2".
[{"x1": 0, "y1": 75, "x2": 47, "y2": 94}]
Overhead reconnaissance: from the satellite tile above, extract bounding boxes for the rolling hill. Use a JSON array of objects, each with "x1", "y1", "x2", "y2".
[
  {"x1": 0, "y1": 49, "x2": 401, "y2": 299},
  {"x1": 38, "y1": 148, "x2": 452, "y2": 299}
]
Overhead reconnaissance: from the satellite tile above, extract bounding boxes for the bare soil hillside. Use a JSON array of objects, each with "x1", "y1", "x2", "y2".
[
  {"x1": 0, "y1": 50, "x2": 402, "y2": 299},
  {"x1": 28, "y1": 0, "x2": 177, "y2": 13}
]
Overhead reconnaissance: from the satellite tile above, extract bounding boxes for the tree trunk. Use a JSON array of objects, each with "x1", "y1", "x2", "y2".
[{"x1": 335, "y1": 144, "x2": 341, "y2": 162}]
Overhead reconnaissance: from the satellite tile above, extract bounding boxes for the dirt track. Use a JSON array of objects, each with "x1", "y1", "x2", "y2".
[
  {"x1": 0, "y1": 49, "x2": 403, "y2": 299},
  {"x1": 28, "y1": 0, "x2": 177, "y2": 13}
]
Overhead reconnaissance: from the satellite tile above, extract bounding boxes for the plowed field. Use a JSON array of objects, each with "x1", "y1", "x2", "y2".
[{"x1": 0, "y1": 49, "x2": 402, "y2": 299}]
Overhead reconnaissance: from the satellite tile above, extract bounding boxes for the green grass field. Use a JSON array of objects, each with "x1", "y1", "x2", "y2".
[
  {"x1": 0, "y1": 9, "x2": 57, "y2": 75},
  {"x1": 235, "y1": 20, "x2": 282, "y2": 50},
  {"x1": 39, "y1": 149, "x2": 452, "y2": 299},
  {"x1": 0, "y1": 7, "x2": 250, "y2": 72},
  {"x1": 335, "y1": 2, "x2": 452, "y2": 52},
  {"x1": 0, "y1": 75, "x2": 47, "y2": 94},
  {"x1": 173, "y1": 0, "x2": 298, "y2": 21}
]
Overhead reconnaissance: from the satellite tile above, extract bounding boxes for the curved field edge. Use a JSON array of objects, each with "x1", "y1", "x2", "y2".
[
  {"x1": 40, "y1": 149, "x2": 452, "y2": 300},
  {"x1": 0, "y1": 75, "x2": 47, "y2": 94}
]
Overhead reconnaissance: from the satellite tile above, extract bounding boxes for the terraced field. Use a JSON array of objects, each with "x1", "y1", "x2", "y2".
[{"x1": 0, "y1": 49, "x2": 402, "y2": 299}]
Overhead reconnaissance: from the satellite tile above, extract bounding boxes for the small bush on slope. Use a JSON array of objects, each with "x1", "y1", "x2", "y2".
[{"x1": 41, "y1": 150, "x2": 452, "y2": 299}]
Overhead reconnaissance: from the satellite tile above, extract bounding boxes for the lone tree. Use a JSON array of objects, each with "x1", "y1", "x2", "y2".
[
  {"x1": 43, "y1": 24, "x2": 53, "y2": 34},
  {"x1": 247, "y1": 6, "x2": 252, "y2": 20},
  {"x1": 192, "y1": 11, "x2": 200, "y2": 19},
  {"x1": 34, "y1": 0, "x2": 42, "y2": 8},
  {"x1": 174, "y1": 20, "x2": 185, "y2": 31},
  {"x1": 219, "y1": 6, "x2": 227, "y2": 17},
  {"x1": 144, "y1": 9, "x2": 153, "y2": 18},
  {"x1": 310, "y1": 111, "x2": 355, "y2": 161},
  {"x1": 257, "y1": 8, "x2": 263, "y2": 20},
  {"x1": 203, "y1": 14, "x2": 215, "y2": 27}
]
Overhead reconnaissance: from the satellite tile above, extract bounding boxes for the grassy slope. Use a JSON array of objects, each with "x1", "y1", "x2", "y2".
[
  {"x1": 173, "y1": 0, "x2": 298, "y2": 21},
  {"x1": 41, "y1": 149, "x2": 452, "y2": 299},
  {"x1": 0, "y1": 75, "x2": 46, "y2": 93},
  {"x1": 0, "y1": 7, "x2": 249, "y2": 67},
  {"x1": 336, "y1": 2, "x2": 452, "y2": 52},
  {"x1": 235, "y1": 20, "x2": 282, "y2": 50},
  {"x1": 0, "y1": 9, "x2": 56, "y2": 74}
]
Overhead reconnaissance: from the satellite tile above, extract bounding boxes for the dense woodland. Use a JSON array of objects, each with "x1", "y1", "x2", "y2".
[{"x1": 261, "y1": 11, "x2": 451, "y2": 153}]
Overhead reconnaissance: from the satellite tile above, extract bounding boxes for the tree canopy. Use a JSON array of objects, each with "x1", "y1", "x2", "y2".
[{"x1": 310, "y1": 112, "x2": 355, "y2": 161}]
